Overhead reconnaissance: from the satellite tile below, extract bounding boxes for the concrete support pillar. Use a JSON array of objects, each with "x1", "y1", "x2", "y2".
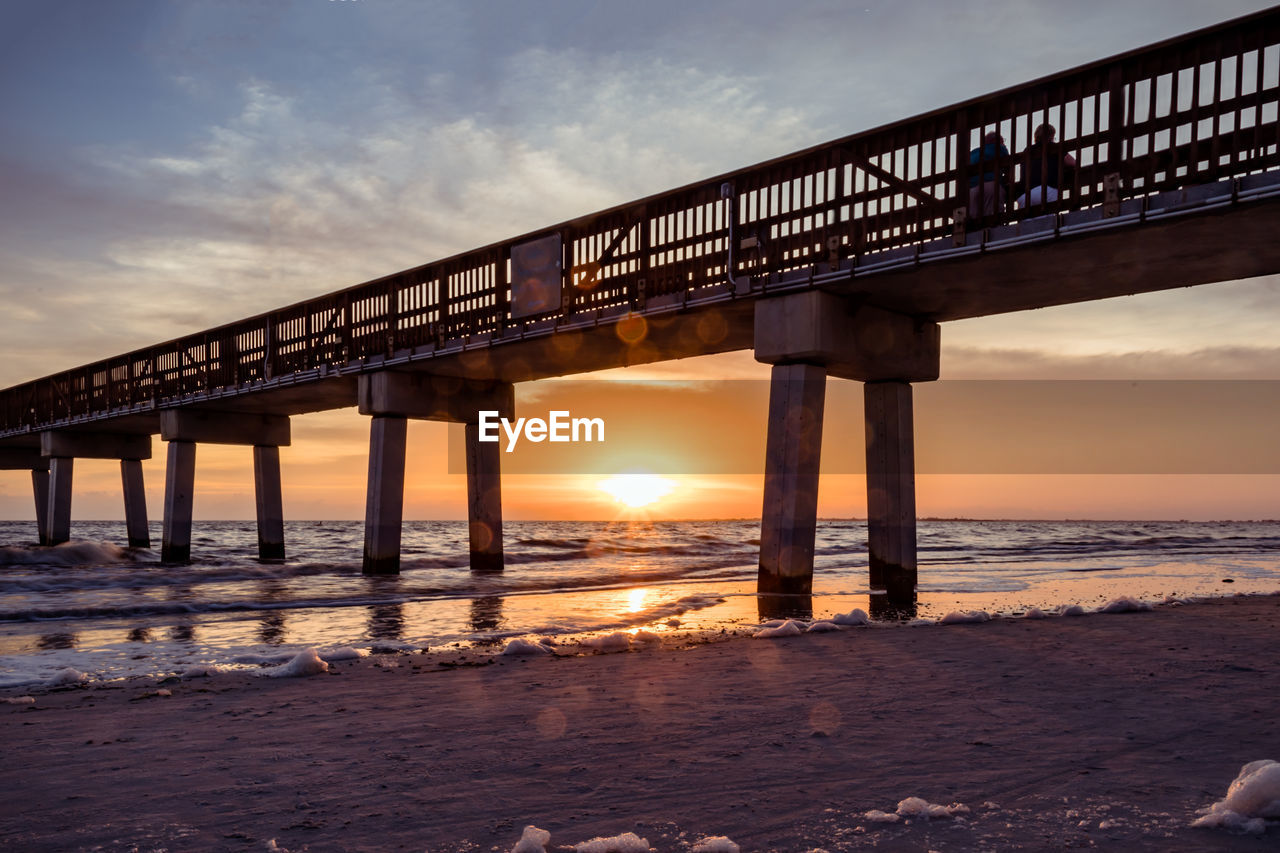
[
  {"x1": 120, "y1": 459, "x2": 150, "y2": 549},
  {"x1": 358, "y1": 372, "x2": 514, "y2": 576},
  {"x1": 45, "y1": 457, "x2": 74, "y2": 546},
  {"x1": 363, "y1": 416, "x2": 407, "y2": 575},
  {"x1": 758, "y1": 362, "x2": 826, "y2": 596},
  {"x1": 253, "y1": 445, "x2": 286, "y2": 562},
  {"x1": 31, "y1": 469, "x2": 51, "y2": 546},
  {"x1": 37, "y1": 431, "x2": 154, "y2": 549},
  {"x1": 159, "y1": 411, "x2": 290, "y2": 563},
  {"x1": 865, "y1": 380, "x2": 917, "y2": 609},
  {"x1": 161, "y1": 441, "x2": 196, "y2": 564},
  {"x1": 754, "y1": 291, "x2": 938, "y2": 611},
  {"x1": 465, "y1": 421, "x2": 504, "y2": 573}
]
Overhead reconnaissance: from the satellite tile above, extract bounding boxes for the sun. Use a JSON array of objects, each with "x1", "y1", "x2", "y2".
[{"x1": 598, "y1": 474, "x2": 675, "y2": 508}]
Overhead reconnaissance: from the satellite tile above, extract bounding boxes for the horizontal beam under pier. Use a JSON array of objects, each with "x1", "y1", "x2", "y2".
[
  {"x1": 160, "y1": 410, "x2": 290, "y2": 446},
  {"x1": 40, "y1": 431, "x2": 152, "y2": 460},
  {"x1": 0, "y1": 448, "x2": 49, "y2": 470},
  {"x1": 358, "y1": 372, "x2": 514, "y2": 421},
  {"x1": 754, "y1": 291, "x2": 939, "y2": 382}
]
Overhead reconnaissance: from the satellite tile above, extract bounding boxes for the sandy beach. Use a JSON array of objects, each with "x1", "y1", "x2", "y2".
[{"x1": 2, "y1": 594, "x2": 1277, "y2": 851}]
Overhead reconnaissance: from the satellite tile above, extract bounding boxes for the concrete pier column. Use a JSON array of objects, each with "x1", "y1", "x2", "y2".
[
  {"x1": 31, "y1": 469, "x2": 50, "y2": 546},
  {"x1": 363, "y1": 415, "x2": 408, "y2": 575},
  {"x1": 161, "y1": 441, "x2": 196, "y2": 564},
  {"x1": 253, "y1": 445, "x2": 286, "y2": 562},
  {"x1": 758, "y1": 362, "x2": 826, "y2": 595},
  {"x1": 358, "y1": 372, "x2": 514, "y2": 575},
  {"x1": 120, "y1": 459, "x2": 150, "y2": 548},
  {"x1": 465, "y1": 421, "x2": 504, "y2": 573},
  {"x1": 754, "y1": 291, "x2": 939, "y2": 606},
  {"x1": 3, "y1": 449, "x2": 52, "y2": 545},
  {"x1": 865, "y1": 380, "x2": 917, "y2": 609},
  {"x1": 45, "y1": 457, "x2": 74, "y2": 546},
  {"x1": 159, "y1": 411, "x2": 291, "y2": 564},
  {"x1": 37, "y1": 431, "x2": 155, "y2": 549}
]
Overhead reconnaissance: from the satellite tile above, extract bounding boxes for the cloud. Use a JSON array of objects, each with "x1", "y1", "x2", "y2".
[
  {"x1": 0, "y1": 50, "x2": 815, "y2": 391},
  {"x1": 943, "y1": 344, "x2": 1280, "y2": 379}
]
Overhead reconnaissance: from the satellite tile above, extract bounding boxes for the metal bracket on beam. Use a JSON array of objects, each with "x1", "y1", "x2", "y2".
[
  {"x1": 1103, "y1": 173, "x2": 1122, "y2": 217},
  {"x1": 952, "y1": 206, "x2": 968, "y2": 247},
  {"x1": 826, "y1": 236, "x2": 841, "y2": 272}
]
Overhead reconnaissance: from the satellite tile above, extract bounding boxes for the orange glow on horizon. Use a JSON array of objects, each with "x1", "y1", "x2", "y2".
[{"x1": 597, "y1": 474, "x2": 676, "y2": 508}]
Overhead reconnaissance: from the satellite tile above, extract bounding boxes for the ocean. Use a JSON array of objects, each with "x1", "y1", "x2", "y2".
[{"x1": 2, "y1": 518, "x2": 1279, "y2": 689}]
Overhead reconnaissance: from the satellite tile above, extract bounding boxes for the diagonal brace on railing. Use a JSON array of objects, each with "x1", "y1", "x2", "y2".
[
  {"x1": 572, "y1": 219, "x2": 641, "y2": 291},
  {"x1": 846, "y1": 150, "x2": 954, "y2": 216}
]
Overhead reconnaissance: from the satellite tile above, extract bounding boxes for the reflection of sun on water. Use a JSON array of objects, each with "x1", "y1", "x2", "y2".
[
  {"x1": 627, "y1": 587, "x2": 649, "y2": 613},
  {"x1": 598, "y1": 474, "x2": 675, "y2": 508}
]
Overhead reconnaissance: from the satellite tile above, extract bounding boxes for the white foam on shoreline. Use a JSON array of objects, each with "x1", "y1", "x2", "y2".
[
  {"x1": 572, "y1": 832, "x2": 650, "y2": 852},
  {"x1": 865, "y1": 796, "x2": 970, "y2": 824},
  {"x1": 895, "y1": 796, "x2": 971, "y2": 819},
  {"x1": 181, "y1": 664, "x2": 222, "y2": 679},
  {"x1": 753, "y1": 620, "x2": 804, "y2": 639},
  {"x1": 691, "y1": 837, "x2": 739, "y2": 853},
  {"x1": 510, "y1": 825, "x2": 550, "y2": 853},
  {"x1": 831, "y1": 608, "x2": 870, "y2": 626},
  {"x1": 1192, "y1": 759, "x2": 1280, "y2": 835},
  {"x1": 501, "y1": 638, "x2": 553, "y2": 656},
  {"x1": 581, "y1": 632, "x2": 633, "y2": 652},
  {"x1": 45, "y1": 667, "x2": 88, "y2": 686},
  {"x1": 233, "y1": 652, "x2": 297, "y2": 666},
  {"x1": 806, "y1": 620, "x2": 841, "y2": 633},
  {"x1": 939, "y1": 610, "x2": 991, "y2": 625},
  {"x1": 1098, "y1": 596, "x2": 1154, "y2": 613},
  {"x1": 257, "y1": 648, "x2": 329, "y2": 678}
]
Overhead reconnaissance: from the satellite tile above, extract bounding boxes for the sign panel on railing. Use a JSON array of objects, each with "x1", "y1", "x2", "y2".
[{"x1": 510, "y1": 234, "x2": 563, "y2": 320}]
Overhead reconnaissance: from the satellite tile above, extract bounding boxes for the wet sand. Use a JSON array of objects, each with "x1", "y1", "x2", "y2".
[{"x1": 2, "y1": 595, "x2": 1277, "y2": 851}]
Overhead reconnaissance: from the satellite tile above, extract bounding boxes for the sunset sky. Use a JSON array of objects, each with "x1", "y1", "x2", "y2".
[{"x1": 2, "y1": 0, "x2": 1279, "y2": 522}]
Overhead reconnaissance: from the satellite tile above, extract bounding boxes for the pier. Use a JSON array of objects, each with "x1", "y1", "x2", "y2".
[{"x1": 4, "y1": 9, "x2": 1280, "y2": 611}]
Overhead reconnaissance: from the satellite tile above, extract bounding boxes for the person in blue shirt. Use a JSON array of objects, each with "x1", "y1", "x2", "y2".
[{"x1": 967, "y1": 130, "x2": 1009, "y2": 219}]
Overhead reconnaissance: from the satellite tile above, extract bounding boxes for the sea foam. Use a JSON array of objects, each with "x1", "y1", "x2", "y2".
[
  {"x1": 573, "y1": 832, "x2": 650, "y2": 853},
  {"x1": 511, "y1": 825, "x2": 551, "y2": 853},
  {"x1": 753, "y1": 620, "x2": 804, "y2": 639},
  {"x1": 258, "y1": 648, "x2": 329, "y2": 678},
  {"x1": 1192, "y1": 759, "x2": 1280, "y2": 834}
]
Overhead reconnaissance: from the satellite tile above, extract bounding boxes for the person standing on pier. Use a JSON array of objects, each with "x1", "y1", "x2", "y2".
[
  {"x1": 968, "y1": 130, "x2": 1010, "y2": 220},
  {"x1": 1015, "y1": 123, "x2": 1077, "y2": 209}
]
